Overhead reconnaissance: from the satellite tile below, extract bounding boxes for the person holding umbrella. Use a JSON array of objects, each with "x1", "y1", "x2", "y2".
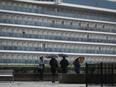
[
  {"x1": 37, "y1": 56, "x2": 45, "y2": 81},
  {"x1": 49, "y1": 57, "x2": 58, "y2": 83},
  {"x1": 73, "y1": 56, "x2": 85, "y2": 74},
  {"x1": 60, "y1": 56, "x2": 69, "y2": 73}
]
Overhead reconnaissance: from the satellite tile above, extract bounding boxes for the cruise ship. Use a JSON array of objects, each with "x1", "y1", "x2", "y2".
[{"x1": 0, "y1": 0, "x2": 116, "y2": 65}]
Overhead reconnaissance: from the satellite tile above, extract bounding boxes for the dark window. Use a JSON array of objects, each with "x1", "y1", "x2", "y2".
[
  {"x1": 23, "y1": 32, "x2": 25, "y2": 34},
  {"x1": 106, "y1": 36, "x2": 108, "y2": 40},
  {"x1": 70, "y1": 22, "x2": 73, "y2": 25},
  {"x1": 41, "y1": 43, "x2": 45, "y2": 48},
  {"x1": 87, "y1": 23, "x2": 89, "y2": 27},
  {"x1": 52, "y1": 20, "x2": 55, "y2": 24},
  {"x1": 103, "y1": 25, "x2": 105, "y2": 28},
  {"x1": 95, "y1": 24, "x2": 97, "y2": 28},
  {"x1": 61, "y1": 21, "x2": 64, "y2": 25},
  {"x1": 99, "y1": 47, "x2": 101, "y2": 51},
  {"x1": 79, "y1": 22, "x2": 81, "y2": 26},
  {"x1": 55, "y1": 8, "x2": 60, "y2": 12},
  {"x1": 87, "y1": 34, "x2": 89, "y2": 39}
]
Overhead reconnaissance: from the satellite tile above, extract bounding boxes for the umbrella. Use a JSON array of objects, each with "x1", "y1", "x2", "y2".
[
  {"x1": 45, "y1": 54, "x2": 59, "y2": 58},
  {"x1": 58, "y1": 54, "x2": 68, "y2": 57}
]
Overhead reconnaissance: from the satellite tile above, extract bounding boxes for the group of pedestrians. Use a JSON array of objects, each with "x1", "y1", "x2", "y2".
[{"x1": 36, "y1": 56, "x2": 85, "y2": 83}]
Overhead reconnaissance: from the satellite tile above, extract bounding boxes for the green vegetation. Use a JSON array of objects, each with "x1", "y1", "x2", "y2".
[{"x1": 0, "y1": 64, "x2": 85, "y2": 74}]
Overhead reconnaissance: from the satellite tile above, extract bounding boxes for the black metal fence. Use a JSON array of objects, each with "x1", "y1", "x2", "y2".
[{"x1": 86, "y1": 62, "x2": 116, "y2": 87}]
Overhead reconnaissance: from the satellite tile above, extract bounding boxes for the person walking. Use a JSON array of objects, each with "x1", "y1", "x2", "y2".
[
  {"x1": 73, "y1": 56, "x2": 85, "y2": 74},
  {"x1": 49, "y1": 57, "x2": 58, "y2": 83},
  {"x1": 37, "y1": 56, "x2": 45, "y2": 81},
  {"x1": 60, "y1": 56, "x2": 69, "y2": 73}
]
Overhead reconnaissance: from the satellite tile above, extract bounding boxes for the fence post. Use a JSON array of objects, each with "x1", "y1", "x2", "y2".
[
  {"x1": 111, "y1": 64, "x2": 114, "y2": 86},
  {"x1": 86, "y1": 63, "x2": 88, "y2": 87},
  {"x1": 104, "y1": 64, "x2": 106, "y2": 85},
  {"x1": 101, "y1": 62, "x2": 103, "y2": 87}
]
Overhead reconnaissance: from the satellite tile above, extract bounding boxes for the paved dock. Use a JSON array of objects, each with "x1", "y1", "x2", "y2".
[{"x1": 0, "y1": 81, "x2": 86, "y2": 87}]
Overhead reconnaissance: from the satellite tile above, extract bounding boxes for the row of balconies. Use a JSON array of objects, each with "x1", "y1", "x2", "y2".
[
  {"x1": 0, "y1": 38, "x2": 115, "y2": 50},
  {"x1": 0, "y1": 18, "x2": 116, "y2": 33},
  {"x1": 0, "y1": 0, "x2": 115, "y2": 22},
  {"x1": 0, "y1": 46, "x2": 116, "y2": 54},
  {"x1": 0, "y1": 32, "x2": 116, "y2": 44},
  {"x1": 0, "y1": 11, "x2": 115, "y2": 28}
]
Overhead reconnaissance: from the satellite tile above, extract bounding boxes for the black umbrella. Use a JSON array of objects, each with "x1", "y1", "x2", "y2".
[
  {"x1": 45, "y1": 54, "x2": 59, "y2": 58},
  {"x1": 58, "y1": 54, "x2": 68, "y2": 57},
  {"x1": 39, "y1": 56, "x2": 43, "y2": 59}
]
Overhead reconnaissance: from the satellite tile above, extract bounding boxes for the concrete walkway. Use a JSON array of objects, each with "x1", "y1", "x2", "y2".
[{"x1": 0, "y1": 81, "x2": 86, "y2": 87}]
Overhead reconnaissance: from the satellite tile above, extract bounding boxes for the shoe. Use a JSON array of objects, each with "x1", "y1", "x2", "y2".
[{"x1": 52, "y1": 81, "x2": 55, "y2": 83}]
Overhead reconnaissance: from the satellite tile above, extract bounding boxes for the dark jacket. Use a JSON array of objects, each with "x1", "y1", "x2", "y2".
[
  {"x1": 49, "y1": 58, "x2": 58, "y2": 70},
  {"x1": 73, "y1": 60, "x2": 80, "y2": 73},
  {"x1": 60, "y1": 59, "x2": 69, "y2": 68}
]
